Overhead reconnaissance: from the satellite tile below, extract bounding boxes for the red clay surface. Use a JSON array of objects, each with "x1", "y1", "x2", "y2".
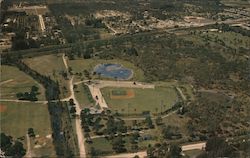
[
  {"x1": 0, "y1": 105, "x2": 7, "y2": 112},
  {"x1": 110, "y1": 89, "x2": 135, "y2": 99}
]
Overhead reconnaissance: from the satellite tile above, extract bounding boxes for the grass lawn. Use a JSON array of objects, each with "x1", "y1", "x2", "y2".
[
  {"x1": 74, "y1": 83, "x2": 94, "y2": 108},
  {"x1": 68, "y1": 58, "x2": 145, "y2": 81},
  {"x1": 0, "y1": 65, "x2": 45, "y2": 100},
  {"x1": 0, "y1": 101, "x2": 56, "y2": 157},
  {"x1": 101, "y1": 86, "x2": 178, "y2": 115},
  {"x1": 184, "y1": 149, "x2": 204, "y2": 158},
  {"x1": 87, "y1": 137, "x2": 113, "y2": 155},
  {"x1": 23, "y1": 54, "x2": 70, "y2": 98}
]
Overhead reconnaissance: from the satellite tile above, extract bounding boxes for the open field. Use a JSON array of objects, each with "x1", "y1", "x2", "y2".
[
  {"x1": 23, "y1": 54, "x2": 70, "y2": 98},
  {"x1": 0, "y1": 65, "x2": 45, "y2": 100},
  {"x1": 0, "y1": 101, "x2": 56, "y2": 157},
  {"x1": 68, "y1": 59, "x2": 145, "y2": 81},
  {"x1": 183, "y1": 149, "x2": 204, "y2": 158},
  {"x1": 74, "y1": 83, "x2": 94, "y2": 108},
  {"x1": 101, "y1": 86, "x2": 178, "y2": 115}
]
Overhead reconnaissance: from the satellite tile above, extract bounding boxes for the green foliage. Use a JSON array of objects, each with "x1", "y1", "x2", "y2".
[
  {"x1": 198, "y1": 137, "x2": 238, "y2": 158},
  {"x1": 112, "y1": 135, "x2": 127, "y2": 153},
  {"x1": 0, "y1": 133, "x2": 26, "y2": 157}
]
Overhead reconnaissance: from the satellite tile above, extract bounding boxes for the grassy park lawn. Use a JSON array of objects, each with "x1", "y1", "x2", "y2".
[
  {"x1": 23, "y1": 54, "x2": 70, "y2": 98},
  {"x1": 68, "y1": 58, "x2": 145, "y2": 81},
  {"x1": 183, "y1": 149, "x2": 204, "y2": 158},
  {"x1": 0, "y1": 65, "x2": 45, "y2": 100},
  {"x1": 74, "y1": 83, "x2": 95, "y2": 108},
  {"x1": 0, "y1": 101, "x2": 56, "y2": 156},
  {"x1": 101, "y1": 86, "x2": 178, "y2": 115}
]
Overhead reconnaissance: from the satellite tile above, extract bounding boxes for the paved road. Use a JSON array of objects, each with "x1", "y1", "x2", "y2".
[{"x1": 181, "y1": 142, "x2": 206, "y2": 151}]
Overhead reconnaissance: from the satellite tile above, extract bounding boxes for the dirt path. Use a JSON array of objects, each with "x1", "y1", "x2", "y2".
[
  {"x1": 62, "y1": 53, "x2": 69, "y2": 71},
  {"x1": 0, "y1": 79, "x2": 14, "y2": 86},
  {"x1": 68, "y1": 77, "x2": 86, "y2": 157},
  {"x1": 25, "y1": 134, "x2": 33, "y2": 158},
  {"x1": 0, "y1": 99, "x2": 48, "y2": 104},
  {"x1": 181, "y1": 142, "x2": 206, "y2": 151}
]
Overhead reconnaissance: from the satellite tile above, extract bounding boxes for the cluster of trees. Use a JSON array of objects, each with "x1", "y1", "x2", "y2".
[
  {"x1": 85, "y1": 15, "x2": 105, "y2": 28},
  {"x1": 68, "y1": 98, "x2": 76, "y2": 114},
  {"x1": 198, "y1": 137, "x2": 239, "y2": 158},
  {"x1": 16, "y1": 85, "x2": 39, "y2": 101},
  {"x1": 0, "y1": 133, "x2": 26, "y2": 157},
  {"x1": 162, "y1": 125, "x2": 182, "y2": 140},
  {"x1": 186, "y1": 93, "x2": 248, "y2": 141}
]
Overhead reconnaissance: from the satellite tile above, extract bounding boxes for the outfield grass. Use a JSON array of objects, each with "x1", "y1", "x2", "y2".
[
  {"x1": 23, "y1": 54, "x2": 70, "y2": 98},
  {"x1": 0, "y1": 65, "x2": 45, "y2": 100},
  {"x1": 68, "y1": 58, "x2": 145, "y2": 81},
  {"x1": 101, "y1": 86, "x2": 178, "y2": 115}
]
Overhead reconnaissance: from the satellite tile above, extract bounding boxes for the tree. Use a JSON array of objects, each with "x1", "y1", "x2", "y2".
[
  {"x1": 90, "y1": 147, "x2": 97, "y2": 157},
  {"x1": 112, "y1": 135, "x2": 126, "y2": 153},
  {"x1": 31, "y1": 86, "x2": 39, "y2": 93},
  {"x1": 28, "y1": 128, "x2": 35, "y2": 137},
  {"x1": 155, "y1": 116, "x2": 163, "y2": 126},
  {"x1": 70, "y1": 107, "x2": 76, "y2": 113},
  {"x1": 200, "y1": 137, "x2": 238, "y2": 158},
  {"x1": 69, "y1": 98, "x2": 75, "y2": 106},
  {"x1": 145, "y1": 116, "x2": 154, "y2": 128},
  {"x1": 168, "y1": 144, "x2": 182, "y2": 158},
  {"x1": 0, "y1": 133, "x2": 26, "y2": 157}
]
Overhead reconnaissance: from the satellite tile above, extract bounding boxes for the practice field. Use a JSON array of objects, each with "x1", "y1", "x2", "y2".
[
  {"x1": 0, "y1": 101, "x2": 56, "y2": 156},
  {"x1": 101, "y1": 86, "x2": 178, "y2": 115},
  {"x1": 0, "y1": 65, "x2": 45, "y2": 100}
]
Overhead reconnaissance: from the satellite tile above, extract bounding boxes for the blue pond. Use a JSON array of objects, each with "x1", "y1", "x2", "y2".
[{"x1": 93, "y1": 64, "x2": 133, "y2": 80}]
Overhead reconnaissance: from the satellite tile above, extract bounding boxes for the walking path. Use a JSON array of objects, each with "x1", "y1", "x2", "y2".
[
  {"x1": 69, "y1": 77, "x2": 86, "y2": 157},
  {"x1": 0, "y1": 99, "x2": 47, "y2": 104},
  {"x1": 181, "y1": 142, "x2": 206, "y2": 151},
  {"x1": 0, "y1": 79, "x2": 14, "y2": 85},
  {"x1": 25, "y1": 134, "x2": 33, "y2": 158}
]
